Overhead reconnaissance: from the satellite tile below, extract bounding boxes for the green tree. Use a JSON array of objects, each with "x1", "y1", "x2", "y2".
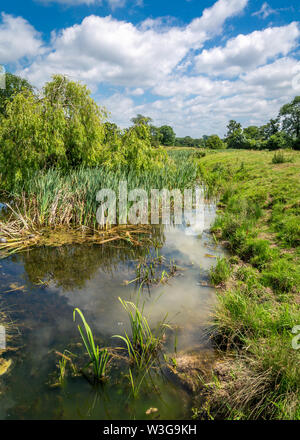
[
  {"x1": 131, "y1": 114, "x2": 152, "y2": 126},
  {"x1": 226, "y1": 120, "x2": 242, "y2": 138},
  {"x1": 103, "y1": 122, "x2": 122, "y2": 145},
  {"x1": 43, "y1": 75, "x2": 107, "y2": 167},
  {"x1": 260, "y1": 118, "x2": 280, "y2": 140},
  {"x1": 149, "y1": 125, "x2": 163, "y2": 147},
  {"x1": 243, "y1": 125, "x2": 261, "y2": 140},
  {"x1": 159, "y1": 125, "x2": 176, "y2": 146},
  {"x1": 266, "y1": 132, "x2": 289, "y2": 150},
  {"x1": 205, "y1": 134, "x2": 225, "y2": 150},
  {"x1": 0, "y1": 72, "x2": 34, "y2": 115},
  {"x1": 0, "y1": 75, "x2": 107, "y2": 190},
  {"x1": 279, "y1": 96, "x2": 300, "y2": 138}
]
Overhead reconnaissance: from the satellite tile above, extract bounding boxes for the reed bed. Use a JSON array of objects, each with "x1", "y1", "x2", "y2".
[{"x1": 0, "y1": 159, "x2": 199, "y2": 256}]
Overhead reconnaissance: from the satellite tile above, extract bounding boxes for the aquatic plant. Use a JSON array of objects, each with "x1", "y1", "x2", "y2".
[
  {"x1": 113, "y1": 297, "x2": 170, "y2": 370},
  {"x1": 128, "y1": 368, "x2": 149, "y2": 399},
  {"x1": 73, "y1": 308, "x2": 111, "y2": 382},
  {"x1": 131, "y1": 250, "x2": 178, "y2": 286}
]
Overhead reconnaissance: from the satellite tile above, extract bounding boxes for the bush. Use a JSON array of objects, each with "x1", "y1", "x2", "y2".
[
  {"x1": 205, "y1": 135, "x2": 225, "y2": 150},
  {"x1": 272, "y1": 151, "x2": 293, "y2": 164}
]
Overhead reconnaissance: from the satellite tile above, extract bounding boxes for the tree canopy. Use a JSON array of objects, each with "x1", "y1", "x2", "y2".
[{"x1": 0, "y1": 72, "x2": 34, "y2": 115}]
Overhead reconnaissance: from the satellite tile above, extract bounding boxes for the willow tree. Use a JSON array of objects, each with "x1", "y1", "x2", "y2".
[{"x1": 0, "y1": 75, "x2": 107, "y2": 191}]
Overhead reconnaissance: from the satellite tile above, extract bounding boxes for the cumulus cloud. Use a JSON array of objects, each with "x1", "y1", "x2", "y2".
[
  {"x1": 0, "y1": 13, "x2": 44, "y2": 64},
  {"x1": 5, "y1": 0, "x2": 300, "y2": 137},
  {"x1": 195, "y1": 22, "x2": 300, "y2": 77},
  {"x1": 19, "y1": 0, "x2": 249, "y2": 88}
]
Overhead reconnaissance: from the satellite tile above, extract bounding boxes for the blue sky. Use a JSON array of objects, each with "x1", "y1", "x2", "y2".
[{"x1": 0, "y1": 0, "x2": 299, "y2": 136}]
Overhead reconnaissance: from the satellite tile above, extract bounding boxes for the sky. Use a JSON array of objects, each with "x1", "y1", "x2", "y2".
[{"x1": 0, "y1": 0, "x2": 299, "y2": 137}]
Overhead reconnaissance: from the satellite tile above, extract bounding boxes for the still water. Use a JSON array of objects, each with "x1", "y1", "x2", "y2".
[{"x1": 0, "y1": 206, "x2": 225, "y2": 420}]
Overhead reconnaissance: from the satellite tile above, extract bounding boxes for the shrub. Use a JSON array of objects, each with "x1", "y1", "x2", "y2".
[{"x1": 272, "y1": 151, "x2": 293, "y2": 164}]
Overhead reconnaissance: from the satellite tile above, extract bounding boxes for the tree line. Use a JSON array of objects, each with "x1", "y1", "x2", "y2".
[{"x1": 133, "y1": 98, "x2": 300, "y2": 150}]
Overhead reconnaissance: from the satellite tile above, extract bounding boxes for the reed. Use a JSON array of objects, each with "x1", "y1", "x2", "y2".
[
  {"x1": 73, "y1": 308, "x2": 111, "y2": 382},
  {"x1": 113, "y1": 297, "x2": 170, "y2": 370}
]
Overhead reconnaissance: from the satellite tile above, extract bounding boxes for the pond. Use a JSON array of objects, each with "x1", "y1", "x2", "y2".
[{"x1": 0, "y1": 205, "x2": 225, "y2": 420}]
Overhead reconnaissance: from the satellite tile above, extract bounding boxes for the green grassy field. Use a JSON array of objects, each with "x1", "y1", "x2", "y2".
[{"x1": 197, "y1": 149, "x2": 300, "y2": 419}]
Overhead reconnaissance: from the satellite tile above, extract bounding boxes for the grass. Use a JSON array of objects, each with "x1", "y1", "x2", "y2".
[
  {"x1": 196, "y1": 149, "x2": 300, "y2": 419},
  {"x1": 210, "y1": 257, "x2": 232, "y2": 286},
  {"x1": 73, "y1": 308, "x2": 111, "y2": 382}
]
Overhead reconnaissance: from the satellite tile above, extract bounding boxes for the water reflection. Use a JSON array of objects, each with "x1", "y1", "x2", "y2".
[{"x1": 0, "y1": 205, "x2": 225, "y2": 420}]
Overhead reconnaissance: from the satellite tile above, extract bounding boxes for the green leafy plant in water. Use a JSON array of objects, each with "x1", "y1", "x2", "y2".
[
  {"x1": 73, "y1": 308, "x2": 111, "y2": 382},
  {"x1": 113, "y1": 297, "x2": 170, "y2": 370},
  {"x1": 128, "y1": 368, "x2": 149, "y2": 399}
]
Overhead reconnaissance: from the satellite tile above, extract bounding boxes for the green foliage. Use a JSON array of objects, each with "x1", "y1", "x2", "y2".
[
  {"x1": 226, "y1": 120, "x2": 242, "y2": 137},
  {"x1": 175, "y1": 136, "x2": 204, "y2": 148},
  {"x1": 149, "y1": 125, "x2": 163, "y2": 147},
  {"x1": 205, "y1": 135, "x2": 225, "y2": 150},
  {"x1": 0, "y1": 75, "x2": 107, "y2": 190},
  {"x1": 267, "y1": 133, "x2": 289, "y2": 151},
  {"x1": 210, "y1": 257, "x2": 232, "y2": 285},
  {"x1": 159, "y1": 125, "x2": 176, "y2": 146},
  {"x1": 243, "y1": 125, "x2": 261, "y2": 140},
  {"x1": 280, "y1": 96, "x2": 300, "y2": 138},
  {"x1": 131, "y1": 114, "x2": 152, "y2": 126},
  {"x1": 0, "y1": 75, "x2": 171, "y2": 191},
  {"x1": 113, "y1": 297, "x2": 170, "y2": 370},
  {"x1": 73, "y1": 308, "x2": 110, "y2": 382},
  {"x1": 0, "y1": 72, "x2": 34, "y2": 115}
]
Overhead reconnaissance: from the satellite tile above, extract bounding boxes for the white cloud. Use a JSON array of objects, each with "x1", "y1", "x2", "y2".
[
  {"x1": 20, "y1": 0, "x2": 249, "y2": 88},
  {"x1": 5, "y1": 0, "x2": 299, "y2": 137},
  {"x1": 252, "y1": 2, "x2": 277, "y2": 19},
  {"x1": 195, "y1": 23, "x2": 299, "y2": 77},
  {"x1": 38, "y1": 0, "x2": 102, "y2": 5},
  {"x1": 130, "y1": 87, "x2": 144, "y2": 96},
  {"x1": 0, "y1": 13, "x2": 44, "y2": 64},
  {"x1": 107, "y1": 0, "x2": 126, "y2": 10}
]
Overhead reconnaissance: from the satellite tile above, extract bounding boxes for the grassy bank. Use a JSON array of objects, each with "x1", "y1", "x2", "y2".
[{"x1": 197, "y1": 149, "x2": 300, "y2": 419}]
